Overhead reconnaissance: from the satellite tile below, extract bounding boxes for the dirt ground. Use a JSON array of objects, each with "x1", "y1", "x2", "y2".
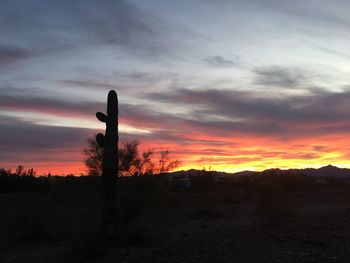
[{"x1": 1, "y1": 184, "x2": 350, "y2": 263}]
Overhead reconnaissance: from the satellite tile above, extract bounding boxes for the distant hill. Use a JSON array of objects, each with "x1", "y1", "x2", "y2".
[
  {"x1": 169, "y1": 169, "x2": 235, "y2": 178},
  {"x1": 303, "y1": 165, "x2": 350, "y2": 178},
  {"x1": 169, "y1": 165, "x2": 350, "y2": 178}
]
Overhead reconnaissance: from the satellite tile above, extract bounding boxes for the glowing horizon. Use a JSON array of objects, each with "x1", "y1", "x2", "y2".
[{"x1": 3, "y1": 125, "x2": 350, "y2": 175}]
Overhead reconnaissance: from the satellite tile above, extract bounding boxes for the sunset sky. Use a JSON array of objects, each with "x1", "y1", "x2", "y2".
[{"x1": 2, "y1": 0, "x2": 350, "y2": 175}]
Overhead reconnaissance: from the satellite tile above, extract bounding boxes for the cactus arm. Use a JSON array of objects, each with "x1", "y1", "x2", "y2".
[{"x1": 96, "y1": 112, "x2": 108, "y2": 123}]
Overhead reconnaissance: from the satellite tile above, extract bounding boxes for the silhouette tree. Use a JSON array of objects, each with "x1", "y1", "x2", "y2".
[
  {"x1": 16, "y1": 165, "x2": 25, "y2": 176},
  {"x1": 158, "y1": 150, "x2": 180, "y2": 174},
  {"x1": 83, "y1": 138, "x2": 179, "y2": 177},
  {"x1": 83, "y1": 138, "x2": 103, "y2": 176},
  {"x1": 27, "y1": 168, "x2": 35, "y2": 177},
  {"x1": 118, "y1": 140, "x2": 179, "y2": 176}
]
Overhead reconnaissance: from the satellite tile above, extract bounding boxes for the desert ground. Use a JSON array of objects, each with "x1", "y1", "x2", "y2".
[{"x1": 1, "y1": 176, "x2": 350, "y2": 263}]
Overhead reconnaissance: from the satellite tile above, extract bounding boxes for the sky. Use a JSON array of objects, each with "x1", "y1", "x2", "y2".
[{"x1": 2, "y1": 0, "x2": 350, "y2": 174}]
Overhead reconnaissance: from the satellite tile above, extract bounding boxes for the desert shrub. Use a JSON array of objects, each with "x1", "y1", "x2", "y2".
[
  {"x1": 255, "y1": 180, "x2": 294, "y2": 228},
  {"x1": 326, "y1": 177, "x2": 344, "y2": 186},
  {"x1": 221, "y1": 189, "x2": 240, "y2": 204},
  {"x1": 109, "y1": 175, "x2": 172, "y2": 244},
  {"x1": 18, "y1": 213, "x2": 50, "y2": 242},
  {"x1": 3, "y1": 209, "x2": 52, "y2": 244},
  {"x1": 191, "y1": 175, "x2": 216, "y2": 192},
  {"x1": 179, "y1": 192, "x2": 226, "y2": 220},
  {"x1": 278, "y1": 174, "x2": 317, "y2": 192},
  {"x1": 1, "y1": 175, "x2": 175, "y2": 248},
  {"x1": 0, "y1": 173, "x2": 48, "y2": 193},
  {"x1": 70, "y1": 208, "x2": 106, "y2": 258},
  {"x1": 117, "y1": 175, "x2": 171, "y2": 224},
  {"x1": 235, "y1": 175, "x2": 256, "y2": 189},
  {"x1": 193, "y1": 199, "x2": 226, "y2": 219}
]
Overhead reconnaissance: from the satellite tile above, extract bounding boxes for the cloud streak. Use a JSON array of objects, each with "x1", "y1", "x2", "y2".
[
  {"x1": 3, "y1": 86, "x2": 350, "y2": 140},
  {"x1": 205, "y1": 55, "x2": 238, "y2": 68},
  {"x1": 147, "y1": 88, "x2": 350, "y2": 137},
  {"x1": 253, "y1": 66, "x2": 308, "y2": 88},
  {"x1": 0, "y1": 46, "x2": 33, "y2": 68}
]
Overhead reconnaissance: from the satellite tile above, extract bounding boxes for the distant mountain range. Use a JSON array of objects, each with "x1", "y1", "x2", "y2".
[{"x1": 170, "y1": 165, "x2": 350, "y2": 178}]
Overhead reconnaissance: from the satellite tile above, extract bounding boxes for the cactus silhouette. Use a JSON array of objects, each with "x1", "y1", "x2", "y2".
[{"x1": 96, "y1": 90, "x2": 119, "y2": 225}]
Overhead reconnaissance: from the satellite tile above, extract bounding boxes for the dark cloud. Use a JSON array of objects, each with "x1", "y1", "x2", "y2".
[
  {"x1": 0, "y1": 0, "x2": 186, "y2": 59},
  {"x1": 0, "y1": 92, "x2": 170, "y2": 127},
  {"x1": 0, "y1": 114, "x2": 169, "y2": 163},
  {"x1": 146, "y1": 88, "x2": 350, "y2": 137},
  {"x1": 0, "y1": 92, "x2": 180, "y2": 133},
  {"x1": 205, "y1": 55, "x2": 238, "y2": 67},
  {"x1": 0, "y1": 115, "x2": 95, "y2": 164},
  {"x1": 69, "y1": 0, "x2": 163, "y2": 53},
  {"x1": 61, "y1": 71, "x2": 177, "y2": 91},
  {"x1": 0, "y1": 94, "x2": 102, "y2": 118},
  {"x1": 253, "y1": 66, "x2": 307, "y2": 88},
  {"x1": 273, "y1": 1, "x2": 350, "y2": 32},
  {"x1": 61, "y1": 79, "x2": 126, "y2": 91},
  {"x1": 113, "y1": 71, "x2": 178, "y2": 86},
  {"x1": 137, "y1": 129, "x2": 231, "y2": 146},
  {"x1": 0, "y1": 46, "x2": 33, "y2": 67},
  {"x1": 313, "y1": 44, "x2": 350, "y2": 60}
]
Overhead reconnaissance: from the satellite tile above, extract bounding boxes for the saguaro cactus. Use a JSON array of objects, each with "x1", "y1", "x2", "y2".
[{"x1": 96, "y1": 90, "x2": 119, "y2": 212}]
